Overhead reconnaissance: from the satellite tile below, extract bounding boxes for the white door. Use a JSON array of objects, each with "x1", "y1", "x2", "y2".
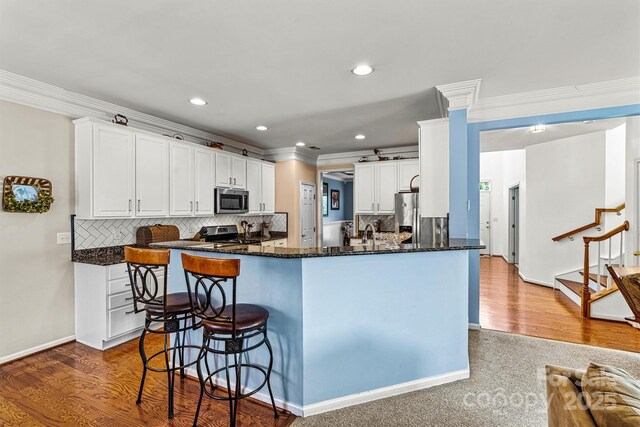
[
  {"x1": 135, "y1": 134, "x2": 169, "y2": 217},
  {"x1": 397, "y1": 160, "x2": 420, "y2": 192},
  {"x1": 215, "y1": 152, "x2": 232, "y2": 187},
  {"x1": 169, "y1": 141, "x2": 194, "y2": 216},
  {"x1": 92, "y1": 124, "x2": 135, "y2": 217},
  {"x1": 231, "y1": 157, "x2": 247, "y2": 189},
  {"x1": 480, "y1": 191, "x2": 491, "y2": 255},
  {"x1": 261, "y1": 163, "x2": 275, "y2": 214},
  {"x1": 354, "y1": 164, "x2": 375, "y2": 214},
  {"x1": 194, "y1": 147, "x2": 215, "y2": 215},
  {"x1": 300, "y1": 183, "x2": 316, "y2": 248},
  {"x1": 246, "y1": 159, "x2": 262, "y2": 214},
  {"x1": 376, "y1": 163, "x2": 398, "y2": 213}
]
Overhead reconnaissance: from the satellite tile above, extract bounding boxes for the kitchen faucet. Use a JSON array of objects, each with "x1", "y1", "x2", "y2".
[{"x1": 362, "y1": 224, "x2": 375, "y2": 245}]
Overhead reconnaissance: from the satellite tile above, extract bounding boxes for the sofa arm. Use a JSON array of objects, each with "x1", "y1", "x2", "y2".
[{"x1": 546, "y1": 365, "x2": 597, "y2": 427}]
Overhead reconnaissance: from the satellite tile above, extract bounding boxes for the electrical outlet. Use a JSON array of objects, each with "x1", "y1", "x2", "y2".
[
  {"x1": 113, "y1": 227, "x2": 123, "y2": 241},
  {"x1": 56, "y1": 232, "x2": 71, "y2": 245}
]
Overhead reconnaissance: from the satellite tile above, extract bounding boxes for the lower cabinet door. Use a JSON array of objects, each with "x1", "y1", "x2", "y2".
[{"x1": 108, "y1": 305, "x2": 145, "y2": 338}]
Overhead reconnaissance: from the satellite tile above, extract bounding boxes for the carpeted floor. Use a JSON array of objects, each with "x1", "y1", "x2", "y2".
[{"x1": 292, "y1": 329, "x2": 640, "y2": 427}]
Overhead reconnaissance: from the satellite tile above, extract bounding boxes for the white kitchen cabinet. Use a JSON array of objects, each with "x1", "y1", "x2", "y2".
[
  {"x1": 215, "y1": 153, "x2": 246, "y2": 189},
  {"x1": 74, "y1": 262, "x2": 164, "y2": 350},
  {"x1": 376, "y1": 162, "x2": 398, "y2": 213},
  {"x1": 354, "y1": 162, "x2": 397, "y2": 214},
  {"x1": 135, "y1": 134, "x2": 170, "y2": 217},
  {"x1": 194, "y1": 147, "x2": 215, "y2": 215},
  {"x1": 354, "y1": 163, "x2": 376, "y2": 214},
  {"x1": 170, "y1": 141, "x2": 195, "y2": 216},
  {"x1": 231, "y1": 157, "x2": 247, "y2": 189},
  {"x1": 397, "y1": 160, "x2": 420, "y2": 192},
  {"x1": 75, "y1": 120, "x2": 135, "y2": 219},
  {"x1": 247, "y1": 160, "x2": 276, "y2": 214}
]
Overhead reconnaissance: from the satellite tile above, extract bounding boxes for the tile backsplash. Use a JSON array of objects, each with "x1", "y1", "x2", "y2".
[
  {"x1": 74, "y1": 213, "x2": 287, "y2": 250},
  {"x1": 357, "y1": 215, "x2": 395, "y2": 231}
]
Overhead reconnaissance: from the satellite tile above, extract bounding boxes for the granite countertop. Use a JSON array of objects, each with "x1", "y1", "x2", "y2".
[
  {"x1": 72, "y1": 233, "x2": 289, "y2": 266},
  {"x1": 150, "y1": 238, "x2": 484, "y2": 259}
]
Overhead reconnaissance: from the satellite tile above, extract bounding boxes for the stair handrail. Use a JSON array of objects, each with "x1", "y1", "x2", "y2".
[
  {"x1": 552, "y1": 203, "x2": 625, "y2": 242},
  {"x1": 581, "y1": 220, "x2": 629, "y2": 317}
]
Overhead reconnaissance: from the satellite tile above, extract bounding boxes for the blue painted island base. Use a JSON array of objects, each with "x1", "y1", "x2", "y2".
[{"x1": 167, "y1": 249, "x2": 471, "y2": 416}]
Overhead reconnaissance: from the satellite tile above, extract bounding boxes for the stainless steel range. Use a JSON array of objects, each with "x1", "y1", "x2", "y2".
[{"x1": 199, "y1": 225, "x2": 261, "y2": 246}]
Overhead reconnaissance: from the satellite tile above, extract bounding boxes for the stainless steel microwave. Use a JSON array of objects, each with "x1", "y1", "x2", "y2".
[{"x1": 215, "y1": 188, "x2": 249, "y2": 214}]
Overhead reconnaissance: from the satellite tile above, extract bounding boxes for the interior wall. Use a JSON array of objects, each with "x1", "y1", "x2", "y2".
[
  {"x1": 275, "y1": 160, "x2": 317, "y2": 247},
  {"x1": 521, "y1": 131, "x2": 607, "y2": 285},
  {"x1": 323, "y1": 177, "x2": 352, "y2": 221},
  {"x1": 0, "y1": 100, "x2": 75, "y2": 361}
]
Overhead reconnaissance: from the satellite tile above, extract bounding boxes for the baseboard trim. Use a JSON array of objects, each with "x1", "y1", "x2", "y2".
[
  {"x1": 183, "y1": 367, "x2": 470, "y2": 417},
  {"x1": 0, "y1": 335, "x2": 76, "y2": 365},
  {"x1": 468, "y1": 323, "x2": 481, "y2": 330},
  {"x1": 501, "y1": 255, "x2": 509, "y2": 263},
  {"x1": 518, "y1": 271, "x2": 553, "y2": 288},
  {"x1": 301, "y1": 369, "x2": 470, "y2": 417}
]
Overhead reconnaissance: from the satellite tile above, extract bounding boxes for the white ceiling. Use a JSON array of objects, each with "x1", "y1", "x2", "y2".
[
  {"x1": 480, "y1": 118, "x2": 626, "y2": 152},
  {"x1": 1, "y1": 1, "x2": 638, "y2": 154}
]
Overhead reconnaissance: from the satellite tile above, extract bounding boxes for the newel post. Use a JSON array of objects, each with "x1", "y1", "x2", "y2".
[{"x1": 582, "y1": 237, "x2": 591, "y2": 317}]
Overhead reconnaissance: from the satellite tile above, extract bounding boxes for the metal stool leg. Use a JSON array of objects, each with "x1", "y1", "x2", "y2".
[
  {"x1": 164, "y1": 324, "x2": 175, "y2": 419},
  {"x1": 192, "y1": 344, "x2": 206, "y2": 427},
  {"x1": 264, "y1": 333, "x2": 279, "y2": 419},
  {"x1": 136, "y1": 320, "x2": 150, "y2": 405}
]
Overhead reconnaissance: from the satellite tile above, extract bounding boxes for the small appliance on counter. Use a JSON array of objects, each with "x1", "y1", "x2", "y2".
[
  {"x1": 261, "y1": 221, "x2": 271, "y2": 239},
  {"x1": 215, "y1": 188, "x2": 249, "y2": 214},
  {"x1": 421, "y1": 215, "x2": 449, "y2": 247},
  {"x1": 395, "y1": 192, "x2": 420, "y2": 243}
]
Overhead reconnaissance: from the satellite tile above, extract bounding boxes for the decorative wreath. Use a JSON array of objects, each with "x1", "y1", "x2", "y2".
[{"x1": 2, "y1": 176, "x2": 54, "y2": 213}]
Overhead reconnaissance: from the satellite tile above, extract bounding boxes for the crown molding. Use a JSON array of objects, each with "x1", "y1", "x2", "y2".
[
  {"x1": 435, "y1": 79, "x2": 482, "y2": 112},
  {"x1": 0, "y1": 69, "x2": 264, "y2": 156},
  {"x1": 417, "y1": 117, "x2": 449, "y2": 127},
  {"x1": 468, "y1": 76, "x2": 640, "y2": 122},
  {"x1": 316, "y1": 145, "x2": 418, "y2": 167},
  {"x1": 262, "y1": 147, "x2": 319, "y2": 166}
]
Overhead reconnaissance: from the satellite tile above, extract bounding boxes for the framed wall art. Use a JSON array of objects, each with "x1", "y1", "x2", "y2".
[{"x1": 3, "y1": 176, "x2": 54, "y2": 213}]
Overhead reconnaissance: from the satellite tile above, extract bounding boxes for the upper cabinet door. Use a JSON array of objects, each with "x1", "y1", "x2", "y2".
[
  {"x1": 246, "y1": 159, "x2": 262, "y2": 214},
  {"x1": 194, "y1": 147, "x2": 215, "y2": 216},
  {"x1": 215, "y1": 152, "x2": 232, "y2": 187},
  {"x1": 169, "y1": 141, "x2": 194, "y2": 216},
  {"x1": 92, "y1": 124, "x2": 135, "y2": 218},
  {"x1": 231, "y1": 157, "x2": 247, "y2": 189},
  {"x1": 261, "y1": 163, "x2": 275, "y2": 214},
  {"x1": 376, "y1": 163, "x2": 398, "y2": 213},
  {"x1": 397, "y1": 160, "x2": 420, "y2": 192},
  {"x1": 135, "y1": 134, "x2": 169, "y2": 217},
  {"x1": 354, "y1": 164, "x2": 376, "y2": 214}
]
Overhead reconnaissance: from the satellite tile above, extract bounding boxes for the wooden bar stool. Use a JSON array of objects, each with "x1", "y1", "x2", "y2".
[
  {"x1": 181, "y1": 253, "x2": 279, "y2": 427},
  {"x1": 124, "y1": 247, "x2": 201, "y2": 419}
]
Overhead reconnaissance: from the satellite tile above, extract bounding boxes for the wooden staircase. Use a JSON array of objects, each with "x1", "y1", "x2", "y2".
[{"x1": 553, "y1": 204, "x2": 632, "y2": 321}]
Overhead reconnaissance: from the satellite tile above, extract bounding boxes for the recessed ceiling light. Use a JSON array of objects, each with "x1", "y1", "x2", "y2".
[
  {"x1": 256, "y1": 125, "x2": 268, "y2": 131},
  {"x1": 530, "y1": 124, "x2": 546, "y2": 134},
  {"x1": 296, "y1": 141, "x2": 306, "y2": 147},
  {"x1": 189, "y1": 97, "x2": 207, "y2": 106},
  {"x1": 351, "y1": 64, "x2": 374, "y2": 76},
  {"x1": 355, "y1": 134, "x2": 366, "y2": 140}
]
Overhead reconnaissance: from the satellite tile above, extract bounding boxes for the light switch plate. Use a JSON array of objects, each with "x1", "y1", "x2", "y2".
[
  {"x1": 112, "y1": 227, "x2": 123, "y2": 241},
  {"x1": 57, "y1": 232, "x2": 71, "y2": 245}
]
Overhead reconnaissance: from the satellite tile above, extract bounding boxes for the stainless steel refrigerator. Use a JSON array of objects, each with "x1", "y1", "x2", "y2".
[{"x1": 395, "y1": 192, "x2": 420, "y2": 243}]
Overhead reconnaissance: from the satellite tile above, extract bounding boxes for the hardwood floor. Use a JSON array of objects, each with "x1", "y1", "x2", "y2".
[
  {"x1": 0, "y1": 334, "x2": 296, "y2": 427},
  {"x1": 480, "y1": 256, "x2": 640, "y2": 353}
]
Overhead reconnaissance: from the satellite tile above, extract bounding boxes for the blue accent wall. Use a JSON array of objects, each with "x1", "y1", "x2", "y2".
[
  {"x1": 324, "y1": 177, "x2": 353, "y2": 221},
  {"x1": 462, "y1": 103, "x2": 640, "y2": 325}
]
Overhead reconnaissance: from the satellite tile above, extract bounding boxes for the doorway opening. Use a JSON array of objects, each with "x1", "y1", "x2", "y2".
[
  {"x1": 479, "y1": 181, "x2": 491, "y2": 255},
  {"x1": 318, "y1": 168, "x2": 354, "y2": 247},
  {"x1": 508, "y1": 185, "x2": 520, "y2": 266}
]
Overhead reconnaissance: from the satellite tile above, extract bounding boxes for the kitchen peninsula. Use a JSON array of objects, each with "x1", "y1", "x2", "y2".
[{"x1": 150, "y1": 238, "x2": 482, "y2": 416}]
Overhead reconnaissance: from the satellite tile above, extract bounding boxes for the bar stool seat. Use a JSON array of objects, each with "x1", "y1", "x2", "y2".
[
  {"x1": 202, "y1": 303, "x2": 269, "y2": 334},
  {"x1": 145, "y1": 292, "x2": 203, "y2": 316}
]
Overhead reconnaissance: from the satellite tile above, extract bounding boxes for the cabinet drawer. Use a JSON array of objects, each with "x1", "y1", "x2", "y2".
[
  {"x1": 108, "y1": 263, "x2": 129, "y2": 280},
  {"x1": 108, "y1": 273, "x2": 165, "y2": 296},
  {"x1": 275, "y1": 239, "x2": 287, "y2": 247},
  {"x1": 261, "y1": 241, "x2": 275, "y2": 248},
  {"x1": 108, "y1": 292, "x2": 135, "y2": 310},
  {"x1": 108, "y1": 305, "x2": 145, "y2": 338}
]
